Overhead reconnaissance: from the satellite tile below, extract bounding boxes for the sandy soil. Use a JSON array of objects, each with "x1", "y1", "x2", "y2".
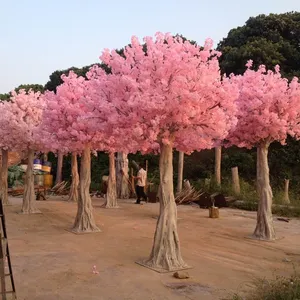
[{"x1": 3, "y1": 196, "x2": 300, "y2": 300}]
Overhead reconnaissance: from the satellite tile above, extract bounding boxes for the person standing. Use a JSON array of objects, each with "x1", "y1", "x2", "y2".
[{"x1": 133, "y1": 163, "x2": 147, "y2": 204}]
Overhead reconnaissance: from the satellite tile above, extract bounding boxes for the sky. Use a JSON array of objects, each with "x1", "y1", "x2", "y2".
[{"x1": 1, "y1": 0, "x2": 300, "y2": 93}]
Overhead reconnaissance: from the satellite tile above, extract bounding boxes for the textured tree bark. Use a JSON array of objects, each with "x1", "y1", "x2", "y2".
[
  {"x1": 55, "y1": 151, "x2": 63, "y2": 185},
  {"x1": 231, "y1": 166, "x2": 240, "y2": 195},
  {"x1": 253, "y1": 143, "x2": 275, "y2": 240},
  {"x1": 116, "y1": 152, "x2": 129, "y2": 199},
  {"x1": 0, "y1": 150, "x2": 9, "y2": 205},
  {"x1": 143, "y1": 143, "x2": 188, "y2": 271},
  {"x1": 283, "y1": 179, "x2": 290, "y2": 204},
  {"x1": 215, "y1": 146, "x2": 222, "y2": 186},
  {"x1": 22, "y1": 149, "x2": 40, "y2": 214},
  {"x1": 176, "y1": 151, "x2": 184, "y2": 194},
  {"x1": 72, "y1": 145, "x2": 100, "y2": 233},
  {"x1": 68, "y1": 153, "x2": 79, "y2": 202},
  {"x1": 103, "y1": 153, "x2": 118, "y2": 208}
]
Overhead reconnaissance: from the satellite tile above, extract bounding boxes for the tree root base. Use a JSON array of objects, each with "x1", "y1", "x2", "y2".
[
  {"x1": 100, "y1": 203, "x2": 120, "y2": 209},
  {"x1": 151, "y1": 216, "x2": 183, "y2": 221},
  {"x1": 66, "y1": 227, "x2": 101, "y2": 235},
  {"x1": 135, "y1": 260, "x2": 192, "y2": 273},
  {"x1": 245, "y1": 235, "x2": 283, "y2": 242},
  {"x1": 18, "y1": 209, "x2": 42, "y2": 215}
]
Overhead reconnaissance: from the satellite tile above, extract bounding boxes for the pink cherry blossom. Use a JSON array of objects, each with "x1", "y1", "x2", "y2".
[
  {"x1": 89, "y1": 32, "x2": 239, "y2": 154},
  {"x1": 0, "y1": 89, "x2": 44, "y2": 153},
  {"x1": 227, "y1": 63, "x2": 300, "y2": 148}
]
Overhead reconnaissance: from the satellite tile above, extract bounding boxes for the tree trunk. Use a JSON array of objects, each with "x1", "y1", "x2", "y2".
[
  {"x1": 0, "y1": 150, "x2": 9, "y2": 205},
  {"x1": 283, "y1": 179, "x2": 290, "y2": 204},
  {"x1": 55, "y1": 152, "x2": 63, "y2": 185},
  {"x1": 43, "y1": 153, "x2": 48, "y2": 162},
  {"x1": 253, "y1": 143, "x2": 275, "y2": 240},
  {"x1": 231, "y1": 166, "x2": 240, "y2": 195},
  {"x1": 176, "y1": 151, "x2": 184, "y2": 194},
  {"x1": 103, "y1": 153, "x2": 118, "y2": 208},
  {"x1": 143, "y1": 143, "x2": 188, "y2": 271},
  {"x1": 116, "y1": 152, "x2": 129, "y2": 199},
  {"x1": 22, "y1": 149, "x2": 40, "y2": 214},
  {"x1": 72, "y1": 145, "x2": 100, "y2": 233},
  {"x1": 68, "y1": 153, "x2": 79, "y2": 202},
  {"x1": 215, "y1": 146, "x2": 222, "y2": 186},
  {"x1": 130, "y1": 168, "x2": 135, "y2": 198}
]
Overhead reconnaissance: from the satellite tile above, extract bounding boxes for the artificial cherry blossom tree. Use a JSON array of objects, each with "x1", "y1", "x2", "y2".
[
  {"x1": 42, "y1": 73, "x2": 101, "y2": 232},
  {"x1": 227, "y1": 61, "x2": 300, "y2": 240},
  {"x1": 0, "y1": 90, "x2": 44, "y2": 213},
  {"x1": 97, "y1": 33, "x2": 238, "y2": 271},
  {"x1": 85, "y1": 66, "x2": 126, "y2": 209}
]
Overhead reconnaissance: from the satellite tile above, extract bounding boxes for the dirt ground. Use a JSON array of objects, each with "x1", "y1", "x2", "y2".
[{"x1": 3, "y1": 196, "x2": 300, "y2": 300}]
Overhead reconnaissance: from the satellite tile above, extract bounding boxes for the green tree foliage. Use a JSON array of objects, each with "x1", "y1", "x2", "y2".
[
  {"x1": 15, "y1": 84, "x2": 45, "y2": 93},
  {"x1": 217, "y1": 12, "x2": 300, "y2": 79},
  {"x1": 45, "y1": 64, "x2": 103, "y2": 92},
  {"x1": 0, "y1": 93, "x2": 10, "y2": 101},
  {"x1": 1, "y1": 84, "x2": 44, "y2": 101}
]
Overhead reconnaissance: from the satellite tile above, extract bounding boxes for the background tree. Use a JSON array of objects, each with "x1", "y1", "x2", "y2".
[
  {"x1": 227, "y1": 61, "x2": 300, "y2": 240},
  {"x1": 44, "y1": 64, "x2": 109, "y2": 93},
  {"x1": 42, "y1": 72, "x2": 101, "y2": 232},
  {"x1": 15, "y1": 84, "x2": 45, "y2": 93},
  {"x1": 0, "y1": 93, "x2": 10, "y2": 101},
  {"x1": 217, "y1": 12, "x2": 300, "y2": 79},
  {"x1": 101, "y1": 33, "x2": 238, "y2": 271},
  {"x1": 0, "y1": 90, "x2": 44, "y2": 213},
  {"x1": 86, "y1": 65, "x2": 132, "y2": 209}
]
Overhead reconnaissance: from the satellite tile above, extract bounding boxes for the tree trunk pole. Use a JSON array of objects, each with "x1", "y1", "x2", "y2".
[
  {"x1": 253, "y1": 143, "x2": 275, "y2": 240},
  {"x1": 103, "y1": 153, "x2": 118, "y2": 208},
  {"x1": 231, "y1": 166, "x2": 240, "y2": 195},
  {"x1": 0, "y1": 150, "x2": 9, "y2": 205},
  {"x1": 43, "y1": 153, "x2": 48, "y2": 162},
  {"x1": 145, "y1": 160, "x2": 148, "y2": 192},
  {"x1": 55, "y1": 152, "x2": 63, "y2": 185},
  {"x1": 72, "y1": 145, "x2": 100, "y2": 233},
  {"x1": 176, "y1": 151, "x2": 184, "y2": 194},
  {"x1": 130, "y1": 168, "x2": 135, "y2": 197},
  {"x1": 68, "y1": 153, "x2": 79, "y2": 202},
  {"x1": 215, "y1": 146, "x2": 222, "y2": 186},
  {"x1": 121, "y1": 154, "x2": 129, "y2": 199},
  {"x1": 116, "y1": 152, "x2": 129, "y2": 199},
  {"x1": 142, "y1": 143, "x2": 188, "y2": 271},
  {"x1": 283, "y1": 179, "x2": 290, "y2": 204},
  {"x1": 22, "y1": 149, "x2": 40, "y2": 214}
]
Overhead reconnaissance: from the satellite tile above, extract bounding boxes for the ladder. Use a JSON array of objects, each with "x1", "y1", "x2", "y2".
[{"x1": 0, "y1": 198, "x2": 16, "y2": 300}]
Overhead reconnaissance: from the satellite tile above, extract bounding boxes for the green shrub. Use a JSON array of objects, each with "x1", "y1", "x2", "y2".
[{"x1": 223, "y1": 271, "x2": 300, "y2": 300}]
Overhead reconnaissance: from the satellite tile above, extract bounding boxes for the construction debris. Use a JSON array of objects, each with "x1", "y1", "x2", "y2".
[
  {"x1": 50, "y1": 181, "x2": 69, "y2": 195},
  {"x1": 175, "y1": 180, "x2": 202, "y2": 205},
  {"x1": 277, "y1": 217, "x2": 290, "y2": 223}
]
